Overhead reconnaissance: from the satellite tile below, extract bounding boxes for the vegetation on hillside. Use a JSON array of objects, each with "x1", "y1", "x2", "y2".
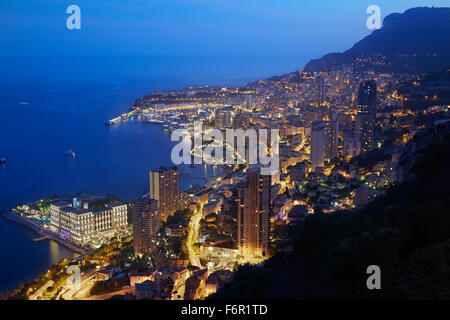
[{"x1": 212, "y1": 124, "x2": 450, "y2": 299}]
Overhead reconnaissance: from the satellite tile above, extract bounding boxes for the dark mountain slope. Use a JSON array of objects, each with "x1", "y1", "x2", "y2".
[
  {"x1": 212, "y1": 120, "x2": 450, "y2": 300},
  {"x1": 303, "y1": 7, "x2": 450, "y2": 73}
]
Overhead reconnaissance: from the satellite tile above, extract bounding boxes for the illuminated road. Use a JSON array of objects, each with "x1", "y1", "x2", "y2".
[
  {"x1": 186, "y1": 203, "x2": 204, "y2": 268},
  {"x1": 29, "y1": 279, "x2": 54, "y2": 300},
  {"x1": 61, "y1": 269, "x2": 97, "y2": 300},
  {"x1": 85, "y1": 287, "x2": 134, "y2": 300}
]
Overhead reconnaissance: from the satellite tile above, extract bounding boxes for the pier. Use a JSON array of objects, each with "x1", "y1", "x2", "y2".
[
  {"x1": 1, "y1": 211, "x2": 86, "y2": 254},
  {"x1": 32, "y1": 236, "x2": 49, "y2": 242}
]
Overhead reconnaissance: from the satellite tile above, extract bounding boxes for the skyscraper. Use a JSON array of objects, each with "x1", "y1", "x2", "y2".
[
  {"x1": 355, "y1": 114, "x2": 374, "y2": 153},
  {"x1": 234, "y1": 168, "x2": 271, "y2": 258},
  {"x1": 133, "y1": 198, "x2": 159, "y2": 256},
  {"x1": 310, "y1": 121, "x2": 325, "y2": 169},
  {"x1": 357, "y1": 80, "x2": 377, "y2": 117},
  {"x1": 313, "y1": 72, "x2": 326, "y2": 107},
  {"x1": 324, "y1": 120, "x2": 339, "y2": 162},
  {"x1": 355, "y1": 80, "x2": 377, "y2": 153},
  {"x1": 215, "y1": 107, "x2": 233, "y2": 129},
  {"x1": 150, "y1": 166, "x2": 180, "y2": 223},
  {"x1": 245, "y1": 94, "x2": 254, "y2": 108}
]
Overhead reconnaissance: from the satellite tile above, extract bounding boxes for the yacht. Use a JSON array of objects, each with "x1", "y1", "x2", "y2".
[
  {"x1": 64, "y1": 149, "x2": 75, "y2": 157},
  {"x1": 0, "y1": 158, "x2": 6, "y2": 164}
]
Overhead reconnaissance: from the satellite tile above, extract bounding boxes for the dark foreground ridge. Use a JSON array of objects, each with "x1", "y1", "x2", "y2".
[{"x1": 212, "y1": 120, "x2": 450, "y2": 299}]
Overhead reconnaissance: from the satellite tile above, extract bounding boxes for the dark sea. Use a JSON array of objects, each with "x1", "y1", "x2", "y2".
[{"x1": 0, "y1": 55, "x2": 310, "y2": 293}]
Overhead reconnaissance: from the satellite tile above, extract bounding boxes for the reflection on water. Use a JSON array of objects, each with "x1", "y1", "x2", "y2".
[
  {"x1": 49, "y1": 240, "x2": 78, "y2": 266},
  {"x1": 0, "y1": 218, "x2": 78, "y2": 293}
]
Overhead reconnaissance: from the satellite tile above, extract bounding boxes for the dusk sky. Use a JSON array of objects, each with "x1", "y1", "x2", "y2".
[{"x1": 1, "y1": 0, "x2": 448, "y2": 57}]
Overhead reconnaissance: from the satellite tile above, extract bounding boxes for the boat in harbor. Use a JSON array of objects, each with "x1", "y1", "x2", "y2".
[
  {"x1": 145, "y1": 118, "x2": 165, "y2": 124},
  {"x1": 64, "y1": 149, "x2": 75, "y2": 157},
  {"x1": 0, "y1": 158, "x2": 6, "y2": 164}
]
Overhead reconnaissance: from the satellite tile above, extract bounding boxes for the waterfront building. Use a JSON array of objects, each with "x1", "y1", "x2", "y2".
[
  {"x1": 233, "y1": 168, "x2": 271, "y2": 258},
  {"x1": 49, "y1": 198, "x2": 127, "y2": 245},
  {"x1": 133, "y1": 198, "x2": 159, "y2": 256},
  {"x1": 150, "y1": 166, "x2": 180, "y2": 223}
]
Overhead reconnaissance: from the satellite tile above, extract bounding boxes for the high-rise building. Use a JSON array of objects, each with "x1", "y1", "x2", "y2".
[
  {"x1": 355, "y1": 114, "x2": 374, "y2": 153},
  {"x1": 214, "y1": 107, "x2": 233, "y2": 129},
  {"x1": 233, "y1": 112, "x2": 250, "y2": 130},
  {"x1": 313, "y1": 73, "x2": 326, "y2": 107},
  {"x1": 310, "y1": 121, "x2": 325, "y2": 169},
  {"x1": 133, "y1": 198, "x2": 159, "y2": 256},
  {"x1": 357, "y1": 80, "x2": 377, "y2": 117},
  {"x1": 245, "y1": 95, "x2": 254, "y2": 108},
  {"x1": 355, "y1": 80, "x2": 377, "y2": 153},
  {"x1": 234, "y1": 168, "x2": 271, "y2": 258},
  {"x1": 324, "y1": 120, "x2": 339, "y2": 161},
  {"x1": 150, "y1": 166, "x2": 180, "y2": 223}
]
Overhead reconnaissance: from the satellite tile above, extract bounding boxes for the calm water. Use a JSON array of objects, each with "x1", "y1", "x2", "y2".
[{"x1": 0, "y1": 55, "x2": 310, "y2": 293}]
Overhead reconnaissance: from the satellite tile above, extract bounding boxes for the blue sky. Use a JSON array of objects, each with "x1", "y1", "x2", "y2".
[{"x1": 0, "y1": 0, "x2": 448, "y2": 57}]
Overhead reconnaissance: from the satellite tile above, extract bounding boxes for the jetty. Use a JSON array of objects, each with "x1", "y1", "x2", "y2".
[
  {"x1": 32, "y1": 236, "x2": 49, "y2": 242},
  {"x1": 1, "y1": 211, "x2": 86, "y2": 254}
]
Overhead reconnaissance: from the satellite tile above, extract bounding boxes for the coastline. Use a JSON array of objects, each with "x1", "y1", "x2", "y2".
[{"x1": 1, "y1": 211, "x2": 85, "y2": 255}]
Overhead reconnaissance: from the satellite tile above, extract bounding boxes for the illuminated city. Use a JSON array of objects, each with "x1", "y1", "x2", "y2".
[{"x1": 0, "y1": 1, "x2": 449, "y2": 311}]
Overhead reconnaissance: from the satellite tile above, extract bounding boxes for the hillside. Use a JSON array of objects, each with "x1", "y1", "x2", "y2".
[
  {"x1": 212, "y1": 120, "x2": 450, "y2": 300},
  {"x1": 303, "y1": 7, "x2": 450, "y2": 73},
  {"x1": 397, "y1": 68, "x2": 450, "y2": 109}
]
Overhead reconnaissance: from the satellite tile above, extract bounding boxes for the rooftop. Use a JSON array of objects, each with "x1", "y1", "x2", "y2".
[{"x1": 135, "y1": 280, "x2": 155, "y2": 293}]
